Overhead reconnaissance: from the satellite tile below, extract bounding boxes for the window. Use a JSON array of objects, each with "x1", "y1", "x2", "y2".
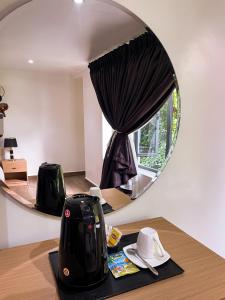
[{"x1": 134, "y1": 88, "x2": 180, "y2": 173}]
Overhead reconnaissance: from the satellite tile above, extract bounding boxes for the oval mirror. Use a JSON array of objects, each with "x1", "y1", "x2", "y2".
[{"x1": 0, "y1": 0, "x2": 180, "y2": 216}]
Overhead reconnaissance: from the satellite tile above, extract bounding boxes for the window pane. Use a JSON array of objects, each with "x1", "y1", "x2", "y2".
[
  {"x1": 172, "y1": 88, "x2": 180, "y2": 145},
  {"x1": 135, "y1": 88, "x2": 179, "y2": 172},
  {"x1": 137, "y1": 115, "x2": 158, "y2": 155}
]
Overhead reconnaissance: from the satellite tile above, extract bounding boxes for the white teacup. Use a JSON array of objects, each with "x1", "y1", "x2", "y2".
[
  {"x1": 89, "y1": 187, "x2": 106, "y2": 205},
  {"x1": 136, "y1": 227, "x2": 165, "y2": 259}
]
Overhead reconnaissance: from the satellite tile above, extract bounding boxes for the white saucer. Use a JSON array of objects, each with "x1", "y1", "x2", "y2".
[{"x1": 123, "y1": 243, "x2": 170, "y2": 268}]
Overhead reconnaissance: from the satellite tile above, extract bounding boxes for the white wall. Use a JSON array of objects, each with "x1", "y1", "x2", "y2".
[
  {"x1": 0, "y1": 69, "x2": 85, "y2": 174},
  {"x1": 102, "y1": 115, "x2": 113, "y2": 159},
  {"x1": 0, "y1": 193, "x2": 61, "y2": 248},
  {"x1": 105, "y1": 0, "x2": 225, "y2": 258},
  {"x1": 83, "y1": 69, "x2": 103, "y2": 186},
  {"x1": 83, "y1": 69, "x2": 113, "y2": 185},
  {"x1": 1, "y1": 0, "x2": 225, "y2": 259}
]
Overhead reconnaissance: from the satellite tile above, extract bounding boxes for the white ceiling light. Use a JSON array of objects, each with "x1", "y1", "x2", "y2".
[
  {"x1": 74, "y1": 0, "x2": 84, "y2": 4},
  {"x1": 28, "y1": 59, "x2": 34, "y2": 64}
]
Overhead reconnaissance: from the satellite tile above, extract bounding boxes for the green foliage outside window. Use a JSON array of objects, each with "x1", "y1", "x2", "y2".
[{"x1": 138, "y1": 89, "x2": 180, "y2": 171}]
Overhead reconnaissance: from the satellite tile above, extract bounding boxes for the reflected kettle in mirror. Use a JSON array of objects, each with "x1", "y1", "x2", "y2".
[
  {"x1": 58, "y1": 194, "x2": 109, "y2": 288},
  {"x1": 35, "y1": 162, "x2": 66, "y2": 216}
]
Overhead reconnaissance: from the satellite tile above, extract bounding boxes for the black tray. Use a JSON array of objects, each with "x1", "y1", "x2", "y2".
[{"x1": 49, "y1": 232, "x2": 184, "y2": 300}]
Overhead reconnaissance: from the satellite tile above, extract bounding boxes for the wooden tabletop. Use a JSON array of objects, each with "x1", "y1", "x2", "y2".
[
  {"x1": 0, "y1": 217, "x2": 225, "y2": 300},
  {"x1": 120, "y1": 174, "x2": 154, "y2": 199},
  {"x1": 0, "y1": 180, "x2": 132, "y2": 213},
  {"x1": 101, "y1": 188, "x2": 132, "y2": 211}
]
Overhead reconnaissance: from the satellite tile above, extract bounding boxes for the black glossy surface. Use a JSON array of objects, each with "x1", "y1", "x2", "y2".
[
  {"x1": 49, "y1": 232, "x2": 184, "y2": 300},
  {"x1": 35, "y1": 163, "x2": 66, "y2": 216},
  {"x1": 102, "y1": 203, "x2": 114, "y2": 214},
  {"x1": 58, "y1": 194, "x2": 109, "y2": 288}
]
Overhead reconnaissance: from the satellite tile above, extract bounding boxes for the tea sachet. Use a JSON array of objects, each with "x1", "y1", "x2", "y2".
[{"x1": 108, "y1": 251, "x2": 140, "y2": 278}]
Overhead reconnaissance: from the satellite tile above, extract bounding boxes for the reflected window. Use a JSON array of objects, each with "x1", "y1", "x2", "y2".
[{"x1": 134, "y1": 88, "x2": 180, "y2": 173}]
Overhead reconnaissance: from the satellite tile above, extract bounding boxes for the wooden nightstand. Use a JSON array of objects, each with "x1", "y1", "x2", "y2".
[{"x1": 1, "y1": 159, "x2": 28, "y2": 186}]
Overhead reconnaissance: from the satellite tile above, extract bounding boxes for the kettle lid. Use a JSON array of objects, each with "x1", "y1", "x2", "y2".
[{"x1": 65, "y1": 193, "x2": 99, "y2": 207}]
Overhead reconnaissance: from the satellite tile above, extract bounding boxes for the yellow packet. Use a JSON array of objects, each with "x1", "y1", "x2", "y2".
[{"x1": 107, "y1": 227, "x2": 122, "y2": 247}]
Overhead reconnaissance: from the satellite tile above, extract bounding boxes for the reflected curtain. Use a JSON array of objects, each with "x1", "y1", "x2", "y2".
[{"x1": 89, "y1": 31, "x2": 175, "y2": 189}]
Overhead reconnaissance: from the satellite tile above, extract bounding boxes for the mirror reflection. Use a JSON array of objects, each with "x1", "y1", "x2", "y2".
[{"x1": 0, "y1": 0, "x2": 180, "y2": 217}]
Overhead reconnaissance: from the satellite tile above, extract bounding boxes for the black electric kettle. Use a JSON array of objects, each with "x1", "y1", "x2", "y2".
[
  {"x1": 35, "y1": 162, "x2": 66, "y2": 216},
  {"x1": 58, "y1": 194, "x2": 109, "y2": 288}
]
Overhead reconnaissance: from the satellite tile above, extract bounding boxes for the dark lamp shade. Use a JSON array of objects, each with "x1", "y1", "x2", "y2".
[{"x1": 4, "y1": 137, "x2": 18, "y2": 148}]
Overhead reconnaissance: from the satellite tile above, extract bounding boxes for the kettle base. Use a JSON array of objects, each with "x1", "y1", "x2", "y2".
[
  {"x1": 58, "y1": 272, "x2": 109, "y2": 290},
  {"x1": 35, "y1": 204, "x2": 62, "y2": 217}
]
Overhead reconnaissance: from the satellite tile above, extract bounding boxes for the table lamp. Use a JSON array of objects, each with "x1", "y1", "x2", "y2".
[{"x1": 4, "y1": 137, "x2": 18, "y2": 160}]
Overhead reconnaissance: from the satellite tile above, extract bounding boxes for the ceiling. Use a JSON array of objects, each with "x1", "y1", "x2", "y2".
[{"x1": 0, "y1": 0, "x2": 145, "y2": 75}]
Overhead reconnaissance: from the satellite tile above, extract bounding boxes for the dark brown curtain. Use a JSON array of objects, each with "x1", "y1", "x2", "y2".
[{"x1": 89, "y1": 31, "x2": 175, "y2": 189}]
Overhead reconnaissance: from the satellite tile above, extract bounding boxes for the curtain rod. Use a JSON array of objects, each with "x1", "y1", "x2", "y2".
[{"x1": 89, "y1": 27, "x2": 149, "y2": 64}]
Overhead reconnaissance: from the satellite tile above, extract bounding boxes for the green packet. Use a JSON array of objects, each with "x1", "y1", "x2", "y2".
[{"x1": 108, "y1": 251, "x2": 140, "y2": 278}]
